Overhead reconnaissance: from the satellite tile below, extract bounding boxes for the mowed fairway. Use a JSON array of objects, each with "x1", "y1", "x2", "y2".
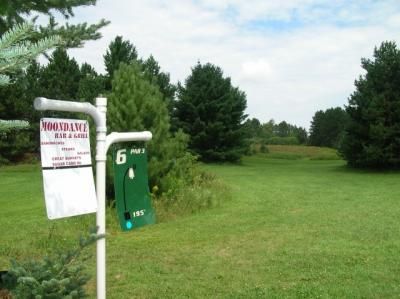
[{"x1": 1, "y1": 151, "x2": 400, "y2": 298}]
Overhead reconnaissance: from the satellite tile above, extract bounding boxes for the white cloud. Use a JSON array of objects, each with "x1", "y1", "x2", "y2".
[
  {"x1": 241, "y1": 59, "x2": 273, "y2": 82},
  {"x1": 62, "y1": 0, "x2": 400, "y2": 129}
]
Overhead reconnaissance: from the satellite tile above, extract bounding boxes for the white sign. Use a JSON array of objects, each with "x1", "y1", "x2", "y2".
[{"x1": 40, "y1": 118, "x2": 97, "y2": 219}]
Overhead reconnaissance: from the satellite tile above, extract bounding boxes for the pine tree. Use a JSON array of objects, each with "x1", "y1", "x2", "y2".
[
  {"x1": 103, "y1": 36, "x2": 138, "y2": 89},
  {"x1": 175, "y1": 62, "x2": 248, "y2": 162},
  {"x1": 78, "y1": 62, "x2": 105, "y2": 103},
  {"x1": 107, "y1": 63, "x2": 194, "y2": 195},
  {"x1": 340, "y1": 41, "x2": 400, "y2": 168},
  {"x1": 142, "y1": 55, "x2": 176, "y2": 114},
  {"x1": 0, "y1": 0, "x2": 109, "y2": 48},
  {"x1": 40, "y1": 48, "x2": 81, "y2": 101}
]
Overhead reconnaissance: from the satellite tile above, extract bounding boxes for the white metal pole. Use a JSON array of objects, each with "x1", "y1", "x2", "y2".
[
  {"x1": 95, "y1": 97, "x2": 107, "y2": 299},
  {"x1": 34, "y1": 96, "x2": 151, "y2": 299}
]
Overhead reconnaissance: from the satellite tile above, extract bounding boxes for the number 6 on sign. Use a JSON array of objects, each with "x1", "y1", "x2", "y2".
[
  {"x1": 116, "y1": 149, "x2": 126, "y2": 164},
  {"x1": 112, "y1": 147, "x2": 155, "y2": 231}
]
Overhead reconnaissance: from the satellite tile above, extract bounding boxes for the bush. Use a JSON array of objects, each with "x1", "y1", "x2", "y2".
[{"x1": 153, "y1": 168, "x2": 229, "y2": 221}]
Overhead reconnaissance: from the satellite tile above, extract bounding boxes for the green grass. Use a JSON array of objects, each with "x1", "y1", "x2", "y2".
[
  {"x1": 265, "y1": 145, "x2": 341, "y2": 160},
  {"x1": 1, "y1": 151, "x2": 400, "y2": 298}
]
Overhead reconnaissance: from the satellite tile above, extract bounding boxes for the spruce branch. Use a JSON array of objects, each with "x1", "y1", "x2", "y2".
[
  {"x1": 0, "y1": 119, "x2": 30, "y2": 133},
  {"x1": 39, "y1": 17, "x2": 110, "y2": 48},
  {"x1": 1, "y1": 228, "x2": 104, "y2": 298},
  {"x1": 0, "y1": 22, "x2": 61, "y2": 86}
]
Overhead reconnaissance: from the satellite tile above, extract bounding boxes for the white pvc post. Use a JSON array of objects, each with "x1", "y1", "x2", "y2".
[
  {"x1": 95, "y1": 97, "x2": 107, "y2": 299},
  {"x1": 34, "y1": 97, "x2": 152, "y2": 299},
  {"x1": 34, "y1": 96, "x2": 108, "y2": 299}
]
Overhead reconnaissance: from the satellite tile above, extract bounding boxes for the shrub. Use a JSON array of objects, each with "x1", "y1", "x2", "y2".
[{"x1": 153, "y1": 168, "x2": 229, "y2": 222}]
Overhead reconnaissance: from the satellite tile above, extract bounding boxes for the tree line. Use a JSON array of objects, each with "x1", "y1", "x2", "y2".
[
  {"x1": 307, "y1": 41, "x2": 400, "y2": 169},
  {"x1": 1, "y1": 0, "x2": 400, "y2": 172}
]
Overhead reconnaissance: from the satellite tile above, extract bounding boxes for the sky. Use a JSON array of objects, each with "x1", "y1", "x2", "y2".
[{"x1": 61, "y1": 0, "x2": 400, "y2": 129}]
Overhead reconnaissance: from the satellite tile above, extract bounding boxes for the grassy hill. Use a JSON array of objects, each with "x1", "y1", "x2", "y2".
[
  {"x1": 265, "y1": 144, "x2": 340, "y2": 160},
  {"x1": 1, "y1": 147, "x2": 400, "y2": 298}
]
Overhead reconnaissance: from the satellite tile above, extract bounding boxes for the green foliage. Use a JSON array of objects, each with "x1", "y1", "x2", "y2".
[
  {"x1": 175, "y1": 62, "x2": 248, "y2": 162},
  {"x1": 340, "y1": 41, "x2": 400, "y2": 168},
  {"x1": 0, "y1": 228, "x2": 103, "y2": 298},
  {"x1": 267, "y1": 136, "x2": 299, "y2": 145},
  {"x1": 242, "y1": 118, "x2": 262, "y2": 139},
  {"x1": 38, "y1": 16, "x2": 109, "y2": 49},
  {"x1": 309, "y1": 107, "x2": 348, "y2": 148},
  {"x1": 0, "y1": 120, "x2": 29, "y2": 132},
  {"x1": 154, "y1": 170, "x2": 228, "y2": 222},
  {"x1": 103, "y1": 37, "x2": 176, "y2": 112},
  {"x1": 77, "y1": 63, "x2": 105, "y2": 103},
  {"x1": 39, "y1": 48, "x2": 81, "y2": 100},
  {"x1": 0, "y1": 22, "x2": 60, "y2": 86},
  {"x1": 141, "y1": 55, "x2": 176, "y2": 114},
  {"x1": 103, "y1": 36, "x2": 138, "y2": 88},
  {"x1": 0, "y1": 0, "x2": 109, "y2": 48},
  {"x1": 0, "y1": 63, "x2": 42, "y2": 163},
  {"x1": 274, "y1": 121, "x2": 308, "y2": 144},
  {"x1": 0, "y1": 50, "x2": 105, "y2": 163},
  {"x1": 244, "y1": 118, "x2": 308, "y2": 154},
  {"x1": 107, "y1": 62, "x2": 195, "y2": 196}
]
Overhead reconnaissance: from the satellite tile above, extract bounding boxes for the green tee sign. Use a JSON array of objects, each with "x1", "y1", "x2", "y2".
[{"x1": 113, "y1": 147, "x2": 155, "y2": 231}]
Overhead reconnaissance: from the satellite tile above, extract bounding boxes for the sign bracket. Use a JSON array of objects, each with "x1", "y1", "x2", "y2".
[{"x1": 34, "y1": 96, "x2": 152, "y2": 299}]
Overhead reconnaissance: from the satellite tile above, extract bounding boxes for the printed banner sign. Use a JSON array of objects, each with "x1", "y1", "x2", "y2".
[
  {"x1": 40, "y1": 118, "x2": 97, "y2": 219},
  {"x1": 113, "y1": 147, "x2": 155, "y2": 231}
]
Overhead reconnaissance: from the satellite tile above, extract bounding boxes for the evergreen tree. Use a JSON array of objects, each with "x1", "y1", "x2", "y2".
[
  {"x1": 107, "y1": 63, "x2": 195, "y2": 195},
  {"x1": 103, "y1": 36, "x2": 137, "y2": 88},
  {"x1": 0, "y1": 72, "x2": 32, "y2": 163},
  {"x1": 341, "y1": 41, "x2": 400, "y2": 168},
  {"x1": 175, "y1": 62, "x2": 248, "y2": 162},
  {"x1": 142, "y1": 55, "x2": 176, "y2": 114},
  {"x1": 0, "y1": 0, "x2": 109, "y2": 48},
  {"x1": 40, "y1": 48, "x2": 81, "y2": 100},
  {"x1": 104, "y1": 37, "x2": 176, "y2": 116},
  {"x1": 0, "y1": 62, "x2": 44, "y2": 162},
  {"x1": 78, "y1": 62, "x2": 105, "y2": 103},
  {"x1": 309, "y1": 107, "x2": 347, "y2": 148}
]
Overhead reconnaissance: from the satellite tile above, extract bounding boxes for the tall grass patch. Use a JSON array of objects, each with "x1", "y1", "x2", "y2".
[
  {"x1": 153, "y1": 170, "x2": 229, "y2": 222},
  {"x1": 266, "y1": 145, "x2": 340, "y2": 160}
]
